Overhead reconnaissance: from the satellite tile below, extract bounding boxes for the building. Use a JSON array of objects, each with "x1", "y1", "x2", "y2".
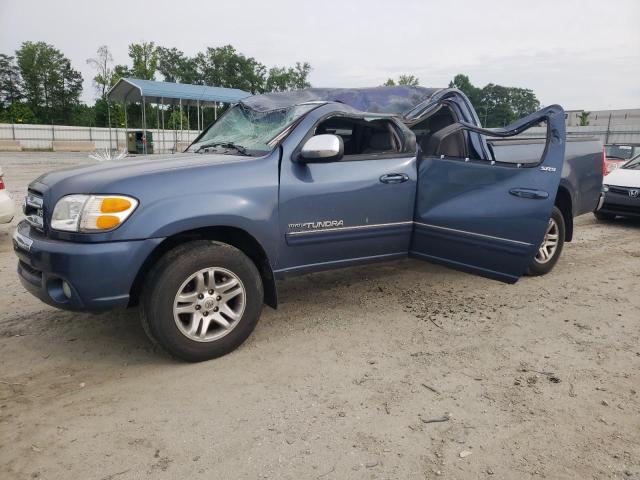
[{"x1": 564, "y1": 108, "x2": 640, "y2": 127}]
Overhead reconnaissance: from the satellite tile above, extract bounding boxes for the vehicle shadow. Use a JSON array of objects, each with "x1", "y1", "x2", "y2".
[
  {"x1": 4, "y1": 258, "x2": 451, "y2": 369},
  {"x1": 611, "y1": 217, "x2": 640, "y2": 228}
]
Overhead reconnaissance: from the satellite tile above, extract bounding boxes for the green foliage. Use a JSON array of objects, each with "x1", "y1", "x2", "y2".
[
  {"x1": 195, "y1": 45, "x2": 266, "y2": 94},
  {"x1": 128, "y1": 42, "x2": 158, "y2": 80},
  {"x1": 69, "y1": 103, "x2": 96, "y2": 127},
  {"x1": 578, "y1": 111, "x2": 590, "y2": 126},
  {"x1": 449, "y1": 74, "x2": 540, "y2": 127},
  {"x1": 15, "y1": 41, "x2": 83, "y2": 124},
  {"x1": 0, "y1": 102, "x2": 36, "y2": 123},
  {"x1": 398, "y1": 74, "x2": 419, "y2": 86},
  {"x1": 110, "y1": 65, "x2": 132, "y2": 88},
  {"x1": 265, "y1": 62, "x2": 311, "y2": 92},
  {"x1": 0, "y1": 54, "x2": 23, "y2": 108},
  {"x1": 383, "y1": 75, "x2": 420, "y2": 86},
  {"x1": 2, "y1": 40, "x2": 312, "y2": 126},
  {"x1": 92, "y1": 98, "x2": 125, "y2": 128},
  {"x1": 156, "y1": 47, "x2": 198, "y2": 84},
  {"x1": 168, "y1": 108, "x2": 188, "y2": 129}
]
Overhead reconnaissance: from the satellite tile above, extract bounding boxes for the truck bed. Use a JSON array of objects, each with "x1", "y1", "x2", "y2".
[{"x1": 489, "y1": 136, "x2": 603, "y2": 217}]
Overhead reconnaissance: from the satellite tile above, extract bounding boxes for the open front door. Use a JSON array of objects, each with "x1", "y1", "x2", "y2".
[{"x1": 410, "y1": 105, "x2": 565, "y2": 283}]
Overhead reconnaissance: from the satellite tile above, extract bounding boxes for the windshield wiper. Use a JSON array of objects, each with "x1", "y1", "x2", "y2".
[{"x1": 195, "y1": 142, "x2": 250, "y2": 156}]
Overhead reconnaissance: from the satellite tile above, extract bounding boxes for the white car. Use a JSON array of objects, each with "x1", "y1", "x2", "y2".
[
  {"x1": 0, "y1": 167, "x2": 16, "y2": 224},
  {"x1": 594, "y1": 154, "x2": 640, "y2": 220}
]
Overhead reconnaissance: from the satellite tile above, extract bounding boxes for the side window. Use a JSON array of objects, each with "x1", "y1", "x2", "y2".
[
  {"x1": 314, "y1": 116, "x2": 403, "y2": 159},
  {"x1": 410, "y1": 108, "x2": 470, "y2": 159}
]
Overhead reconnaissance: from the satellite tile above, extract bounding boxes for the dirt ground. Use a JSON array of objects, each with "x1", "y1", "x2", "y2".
[{"x1": 0, "y1": 152, "x2": 639, "y2": 480}]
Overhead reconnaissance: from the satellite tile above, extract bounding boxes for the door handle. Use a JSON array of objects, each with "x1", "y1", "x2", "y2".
[
  {"x1": 509, "y1": 188, "x2": 549, "y2": 200},
  {"x1": 380, "y1": 173, "x2": 409, "y2": 184}
]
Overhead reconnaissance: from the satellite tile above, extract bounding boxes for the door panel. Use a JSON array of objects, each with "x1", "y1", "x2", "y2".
[
  {"x1": 277, "y1": 155, "x2": 416, "y2": 274},
  {"x1": 410, "y1": 106, "x2": 566, "y2": 283}
]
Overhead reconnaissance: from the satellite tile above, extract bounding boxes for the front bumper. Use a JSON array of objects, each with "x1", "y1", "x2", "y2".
[
  {"x1": 596, "y1": 189, "x2": 640, "y2": 218},
  {"x1": 13, "y1": 221, "x2": 163, "y2": 311}
]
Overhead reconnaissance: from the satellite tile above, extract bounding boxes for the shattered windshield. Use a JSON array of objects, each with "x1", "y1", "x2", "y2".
[
  {"x1": 189, "y1": 103, "x2": 318, "y2": 155},
  {"x1": 622, "y1": 154, "x2": 640, "y2": 169}
]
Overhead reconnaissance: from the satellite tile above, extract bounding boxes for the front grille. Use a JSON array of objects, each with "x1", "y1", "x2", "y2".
[
  {"x1": 24, "y1": 190, "x2": 44, "y2": 231},
  {"x1": 609, "y1": 185, "x2": 639, "y2": 197}
]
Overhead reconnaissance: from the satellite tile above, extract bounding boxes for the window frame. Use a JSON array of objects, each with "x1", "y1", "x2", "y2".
[{"x1": 294, "y1": 112, "x2": 416, "y2": 163}]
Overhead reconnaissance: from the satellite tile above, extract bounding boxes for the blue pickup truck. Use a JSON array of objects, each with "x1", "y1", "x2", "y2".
[{"x1": 13, "y1": 87, "x2": 603, "y2": 361}]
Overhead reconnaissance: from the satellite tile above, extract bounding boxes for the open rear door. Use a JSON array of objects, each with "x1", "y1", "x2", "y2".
[{"x1": 410, "y1": 105, "x2": 565, "y2": 283}]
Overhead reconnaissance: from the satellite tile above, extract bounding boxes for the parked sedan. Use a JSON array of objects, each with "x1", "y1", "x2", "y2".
[
  {"x1": 604, "y1": 144, "x2": 640, "y2": 174},
  {"x1": 594, "y1": 154, "x2": 640, "y2": 220},
  {"x1": 0, "y1": 167, "x2": 16, "y2": 224}
]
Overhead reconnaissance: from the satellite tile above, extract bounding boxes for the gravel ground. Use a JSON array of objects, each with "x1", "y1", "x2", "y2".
[{"x1": 0, "y1": 152, "x2": 639, "y2": 480}]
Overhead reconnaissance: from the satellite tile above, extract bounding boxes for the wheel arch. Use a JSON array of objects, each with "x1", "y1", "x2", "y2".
[
  {"x1": 129, "y1": 226, "x2": 277, "y2": 309},
  {"x1": 555, "y1": 185, "x2": 573, "y2": 242}
]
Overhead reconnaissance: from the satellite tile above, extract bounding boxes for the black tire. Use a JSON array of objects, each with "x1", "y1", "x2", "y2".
[
  {"x1": 525, "y1": 206, "x2": 565, "y2": 276},
  {"x1": 593, "y1": 211, "x2": 616, "y2": 221},
  {"x1": 140, "y1": 240, "x2": 263, "y2": 362}
]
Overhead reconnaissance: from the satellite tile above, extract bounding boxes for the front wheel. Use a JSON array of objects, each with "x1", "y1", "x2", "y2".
[
  {"x1": 526, "y1": 206, "x2": 565, "y2": 276},
  {"x1": 140, "y1": 240, "x2": 264, "y2": 362}
]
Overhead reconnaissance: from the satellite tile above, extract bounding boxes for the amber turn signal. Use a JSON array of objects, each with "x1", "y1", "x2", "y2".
[
  {"x1": 100, "y1": 197, "x2": 132, "y2": 213},
  {"x1": 95, "y1": 215, "x2": 121, "y2": 229}
]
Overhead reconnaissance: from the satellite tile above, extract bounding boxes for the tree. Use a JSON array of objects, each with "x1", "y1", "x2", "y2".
[
  {"x1": 449, "y1": 74, "x2": 540, "y2": 127},
  {"x1": 128, "y1": 42, "x2": 158, "y2": 80},
  {"x1": 56, "y1": 58, "x2": 83, "y2": 123},
  {"x1": 15, "y1": 41, "x2": 83, "y2": 124},
  {"x1": 0, "y1": 102, "x2": 36, "y2": 124},
  {"x1": 86, "y1": 45, "x2": 114, "y2": 98},
  {"x1": 578, "y1": 111, "x2": 590, "y2": 126},
  {"x1": 265, "y1": 62, "x2": 312, "y2": 92},
  {"x1": 110, "y1": 64, "x2": 132, "y2": 87},
  {"x1": 195, "y1": 45, "x2": 266, "y2": 93},
  {"x1": 156, "y1": 47, "x2": 198, "y2": 84},
  {"x1": 383, "y1": 74, "x2": 419, "y2": 86},
  {"x1": 0, "y1": 54, "x2": 23, "y2": 109},
  {"x1": 398, "y1": 74, "x2": 419, "y2": 86},
  {"x1": 448, "y1": 74, "x2": 481, "y2": 106}
]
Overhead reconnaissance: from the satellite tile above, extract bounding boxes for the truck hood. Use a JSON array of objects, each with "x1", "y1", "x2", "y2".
[
  {"x1": 32, "y1": 152, "x2": 253, "y2": 190},
  {"x1": 604, "y1": 167, "x2": 640, "y2": 188}
]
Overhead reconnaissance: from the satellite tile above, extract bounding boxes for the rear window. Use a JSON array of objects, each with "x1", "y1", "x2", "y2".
[{"x1": 605, "y1": 145, "x2": 636, "y2": 160}]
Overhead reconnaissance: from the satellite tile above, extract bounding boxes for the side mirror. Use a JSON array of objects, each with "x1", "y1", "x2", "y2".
[{"x1": 299, "y1": 134, "x2": 344, "y2": 163}]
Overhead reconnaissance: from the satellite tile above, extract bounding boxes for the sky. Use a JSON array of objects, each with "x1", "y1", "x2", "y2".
[{"x1": 1, "y1": 0, "x2": 638, "y2": 111}]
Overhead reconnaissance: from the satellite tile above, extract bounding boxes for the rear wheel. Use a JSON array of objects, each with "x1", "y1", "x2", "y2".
[
  {"x1": 140, "y1": 240, "x2": 263, "y2": 362},
  {"x1": 526, "y1": 206, "x2": 565, "y2": 276},
  {"x1": 594, "y1": 211, "x2": 616, "y2": 221}
]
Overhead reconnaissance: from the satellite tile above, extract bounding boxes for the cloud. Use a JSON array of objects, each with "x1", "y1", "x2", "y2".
[{"x1": 0, "y1": 0, "x2": 638, "y2": 110}]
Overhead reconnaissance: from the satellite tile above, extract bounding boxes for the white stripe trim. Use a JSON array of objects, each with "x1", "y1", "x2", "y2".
[
  {"x1": 413, "y1": 222, "x2": 533, "y2": 246},
  {"x1": 286, "y1": 221, "x2": 413, "y2": 236},
  {"x1": 286, "y1": 220, "x2": 533, "y2": 246}
]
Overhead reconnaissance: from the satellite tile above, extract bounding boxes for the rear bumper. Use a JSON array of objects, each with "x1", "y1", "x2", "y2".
[
  {"x1": 596, "y1": 190, "x2": 640, "y2": 218},
  {"x1": 13, "y1": 221, "x2": 163, "y2": 311}
]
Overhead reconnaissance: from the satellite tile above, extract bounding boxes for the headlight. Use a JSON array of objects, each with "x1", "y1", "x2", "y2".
[
  {"x1": 51, "y1": 195, "x2": 138, "y2": 232},
  {"x1": 602, "y1": 184, "x2": 609, "y2": 193}
]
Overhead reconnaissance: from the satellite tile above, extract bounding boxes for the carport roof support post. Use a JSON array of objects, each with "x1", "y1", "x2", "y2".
[{"x1": 142, "y1": 96, "x2": 147, "y2": 155}]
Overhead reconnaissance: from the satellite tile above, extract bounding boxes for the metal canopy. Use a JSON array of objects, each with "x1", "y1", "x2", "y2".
[{"x1": 107, "y1": 78, "x2": 251, "y2": 106}]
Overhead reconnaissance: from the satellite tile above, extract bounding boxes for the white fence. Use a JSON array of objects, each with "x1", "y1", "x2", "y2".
[
  {"x1": 0, "y1": 123, "x2": 202, "y2": 153},
  {"x1": 513, "y1": 124, "x2": 640, "y2": 145},
  {"x1": 1, "y1": 122, "x2": 640, "y2": 153}
]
